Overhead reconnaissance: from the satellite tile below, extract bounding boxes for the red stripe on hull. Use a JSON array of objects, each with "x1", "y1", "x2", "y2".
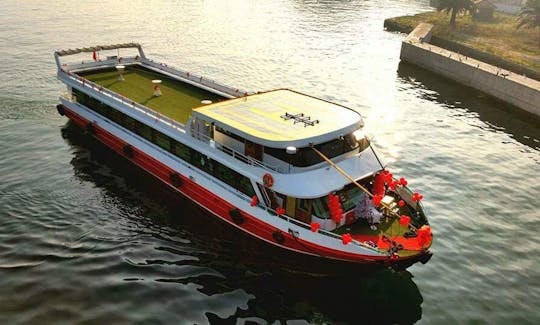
[{"x1": 62, "y1": 106, "x2": 425, "y2": 266}]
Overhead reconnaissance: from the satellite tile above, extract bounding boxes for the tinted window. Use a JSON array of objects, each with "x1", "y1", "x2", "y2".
[
  {"x1": 72, "y1": 87, "x2": 255, "y2": 198},
  {"x1": 171, "y1": 141, "x2": 191, "y2": 161},
  {"x1": 266, "y1": 133, "x2": 359, "y2": 167},
  {"x1": 155, "y1": 132, "x2": 171, "y2": 151}
]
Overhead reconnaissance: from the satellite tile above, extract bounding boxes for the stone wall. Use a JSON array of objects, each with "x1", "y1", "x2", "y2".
[{"x1": 400, "y1": 23, "x2": 540, "y2": 116}]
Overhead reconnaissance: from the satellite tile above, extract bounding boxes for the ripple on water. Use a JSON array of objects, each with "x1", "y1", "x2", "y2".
[{"x1": 1, "y1": 0, "x2": 540, "y2": 323}]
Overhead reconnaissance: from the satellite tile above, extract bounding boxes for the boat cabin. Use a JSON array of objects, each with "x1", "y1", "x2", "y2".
[
  {"x1": 189, "y1": 89, "x2": 378, "y2": 230},
  {"x1": 189, "y1": 89, "x2": 370, "y2": 172}
]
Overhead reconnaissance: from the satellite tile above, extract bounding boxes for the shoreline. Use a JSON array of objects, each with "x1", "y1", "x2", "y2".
[
  {"x1": 384, "y1": 14, "x2": 540, "y2": 81},
  {"x1": 394, "y1": 23, "x2": 540, "y2": 117}
]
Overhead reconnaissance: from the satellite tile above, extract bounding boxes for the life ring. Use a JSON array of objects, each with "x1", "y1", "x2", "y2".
[
  {"x1": 263, "y1": 173, "x2": 274, "y2": 188},
  {"x1": 169, "y1": 172, "x2": 183, "y2": 187},
  {"x1": 272, "y1": 230, "x2": 285, "y2": 244},
  {"x1": 85, "y1": 122, "x2": 95, "y2": 135},
  {"x1": 56, "y1": 104, "x2": 65, "y2": 116},
  {"x1": 229, "y1": 208, "x2": 244, "y2": 225},
  {"x1": 123, "y1": 144, "x2": 134, "y2": 158}
]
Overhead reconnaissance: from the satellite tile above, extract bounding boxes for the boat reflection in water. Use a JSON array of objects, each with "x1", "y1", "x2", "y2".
[{"x1": 61, "y1": 122, "x2": 424, "y2": 324}]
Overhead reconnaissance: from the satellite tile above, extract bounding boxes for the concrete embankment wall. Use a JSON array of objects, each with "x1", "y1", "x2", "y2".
[{"x1": 400, "y1": 23, "x2": 540, "y2": 116}]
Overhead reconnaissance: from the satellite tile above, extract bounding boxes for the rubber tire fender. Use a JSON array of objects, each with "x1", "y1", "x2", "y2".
[
  {"x1": 169, "y1": 172, "x2": 183, "y2": 187},
  {"x1": 229, "y1": 208, "x2": 244, "y2": 225},
  {"x1": 123, "y1": 144, "x2": 135, "y2": 158},
  {"x1": 85, "y1": 122, "x2": 95, "y2": 135},
  {"x1": 272, "y1": 230, "x2": 285, "y2": 244},
  {"x1": 56, "y1": 104, "x2": 65, "y2": 116}
]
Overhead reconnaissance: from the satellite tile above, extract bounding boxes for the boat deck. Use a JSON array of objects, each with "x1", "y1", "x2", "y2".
[
  {"x1": 78, "y1": 65, "x2": 226, "y2": 124},
  {"x1": 334, "y1": 217, "x2": 423, "y2": 256}
]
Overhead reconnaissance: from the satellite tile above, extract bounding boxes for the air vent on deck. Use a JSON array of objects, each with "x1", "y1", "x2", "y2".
[{"x1": 280, "y1": 112, "x2": 319, "y2": 127}]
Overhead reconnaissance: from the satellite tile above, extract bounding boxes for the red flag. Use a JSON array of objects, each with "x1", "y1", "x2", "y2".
[{"x1": 92, "y1": 51, "x2": 97, "y2": 61}]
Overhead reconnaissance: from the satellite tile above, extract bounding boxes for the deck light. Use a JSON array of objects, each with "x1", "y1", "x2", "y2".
[
  {"x1": 152, "y1": 79, "x2": 162, "y2": 96},
  {"x1": 116, "y1": 65, "x2": 125, "y2": 81},
  {"x1": 286, "y1": 146, "x2": 297, "y2": 154}
]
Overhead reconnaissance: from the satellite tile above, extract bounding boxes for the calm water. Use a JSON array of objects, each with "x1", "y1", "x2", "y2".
[{"x1": 1, "y1": 0, "x2": 539, "y2": 323}]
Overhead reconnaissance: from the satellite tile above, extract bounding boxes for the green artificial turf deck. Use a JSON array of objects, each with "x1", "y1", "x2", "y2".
[{"x1": 80, "y1": 66, "x2": 225, "y2": 124}]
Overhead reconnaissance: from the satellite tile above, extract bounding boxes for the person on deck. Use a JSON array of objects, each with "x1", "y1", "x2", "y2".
[{"x1": 355, "y1": 193, "x2": 382, "y2": 230}]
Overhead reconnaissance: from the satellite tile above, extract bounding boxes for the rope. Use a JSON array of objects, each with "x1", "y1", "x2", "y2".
[
  {"x1": 311, "y1": 146, "x2": 375, "y2": 199},
  {"x1": 310, "y1": 146, "x2": 419, "y2": 232},
  {"x1": 311, "y1": 146, "x2": 395, "y2": 213}
]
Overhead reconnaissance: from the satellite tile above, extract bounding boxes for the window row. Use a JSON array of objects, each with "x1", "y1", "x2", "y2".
[{"x1": 73, "y1": 88, "x2": 255, "y2": 197}]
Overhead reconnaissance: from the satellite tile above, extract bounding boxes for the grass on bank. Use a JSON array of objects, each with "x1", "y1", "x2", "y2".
[{"x1": 387, "y1": 11, "x2": 540, "y2": 73}]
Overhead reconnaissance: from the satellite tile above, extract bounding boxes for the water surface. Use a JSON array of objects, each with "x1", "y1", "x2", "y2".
[{"x1": 1, "y1": 0, "x2": 539, "y2": 323}]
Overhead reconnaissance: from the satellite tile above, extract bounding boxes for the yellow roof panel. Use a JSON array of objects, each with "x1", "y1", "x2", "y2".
[{"x1": 192, "y1": 89, "x2": 363, "y2": 147}]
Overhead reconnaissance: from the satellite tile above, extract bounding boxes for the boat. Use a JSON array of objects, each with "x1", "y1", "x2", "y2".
[{"x1": 54, "y1": 43, "x2": 433, "y2": 269}]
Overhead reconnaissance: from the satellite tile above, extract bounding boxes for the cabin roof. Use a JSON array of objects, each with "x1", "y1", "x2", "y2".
[{"x1": 192, "y1": 89, "x2": 363, "y2": 148}]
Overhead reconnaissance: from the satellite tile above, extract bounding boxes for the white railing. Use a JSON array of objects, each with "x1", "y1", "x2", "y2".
[
  {"x1": 61, "y1": 57, "x2": 140, "y2": 74},
  {"x1": 191, "y1": 131, "x2": 280, "y2": 172},
  {"x1": 141, "y1": 58, "x2": 250, "y2": 98},
  {"x1": 60, "y1": 69, "x2": 186, "y2": 132}
]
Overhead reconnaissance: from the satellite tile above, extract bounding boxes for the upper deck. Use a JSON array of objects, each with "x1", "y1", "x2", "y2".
[
  {"x1": 78, "y1": 65, "x2": 225, "y2": 125},
  {"x1": 192, "y1": 89, "x2": 364, "y2": 148},
  {"x1": 55, "y1": 44, "x2": 378, "y2": 180}
]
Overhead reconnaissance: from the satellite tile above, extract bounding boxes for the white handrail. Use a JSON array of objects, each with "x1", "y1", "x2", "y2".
[
  {"x1": 142, "y1": 58, "x2": 249, "y2": 98},
  {"x1": 61, "y1": 70, "x2": 186, "y2": 131},
  {"x1": 191, "y1": 130, "x2": 280, "y2": 172}
]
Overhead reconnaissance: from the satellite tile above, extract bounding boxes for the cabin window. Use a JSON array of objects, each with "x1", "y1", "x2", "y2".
[
  {"x1": 357, "y1": 136, "x2": 370, "y2": 153},
  {"x1": 215, "y1": 126, "x2": 244, "y2": 142},
  {"x1": 95, "y1": 101, "x2": 111, "y2": 118},
  {"x1": 336, "y1": 186, "x2": 362, "y2": 211},
  {"x1": 213, "y1": 161, "x2": 255, "y2": 196},
  {"x1": 191, "y1": 150, "x2": 213, "y2": 173},
  {"x1": 214, "y1": 161, "x2": 236, "y2": 187},
  {"x1": 71, "y1": 87, "x2": 256, "y2": 199},
  {"x1": 238, "y1": 176, "x2": 255, "y2": 197},
  {"x1": 72, "y1": 88, "x2": 85, "y2": 104},
  {"x1": 121, "y1": 115, "x2": 137, "y2": 131},
  {"x1": 171, "y1": 141, "x2": 191, "y2": 161},
  {"x1": 297, "y1": 199, "x2": 311, "y2": 212},
  {"x1": 265, "y1": 133, "x2": 360, "y2": 167},
  {"x1": 110, "y1": 109, "x2": 124, "y2": 125},
  {"x1": 245, "y1": 140, "x2": 263, "y2": 161},
  {"x1": 312, "y1": 198, "x2": 330, "y2": 219},
  {"x1": 135, "y1": 121, "x2": 152, "y2": 141},
  {"x1": 155, "y1": 132, "x2": 171, "y2": 151}
]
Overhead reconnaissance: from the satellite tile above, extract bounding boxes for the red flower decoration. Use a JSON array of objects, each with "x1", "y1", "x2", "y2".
[
  {"x1": 332, "y1": 214, "x2": 343, "y2": 224},
  {"x1": 341, "y1": 233, "x2": 352, "y2": 245},
  {"x1": 416, "y1": 225, "x2": 432, "y2": 246},
  {"x1": 310, "y1": 222, "x2": 321, "y2": 232},
  {"x1": 372, "y1": 195, "x2": 383, "y2": 206},
  {"x1": 412, "y1": 192, "x2": 424, "y2": 202},
  {"x1": 399, "y1": 215, "x2": 411, "y2": 227}
]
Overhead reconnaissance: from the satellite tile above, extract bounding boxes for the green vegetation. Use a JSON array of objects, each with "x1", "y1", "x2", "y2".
[
  {"x1": 436, "y1": 0, "x2": 473, "y2": 27},
  {"x1": 387, "y1": 11, "x2": 540, "y2": 73},
  {"x1": 518, "y1": 0, "x2": 540, "y2": 29},
  {"x1": 81, "y1": 67, "x2": 224, "y2": 124}
]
